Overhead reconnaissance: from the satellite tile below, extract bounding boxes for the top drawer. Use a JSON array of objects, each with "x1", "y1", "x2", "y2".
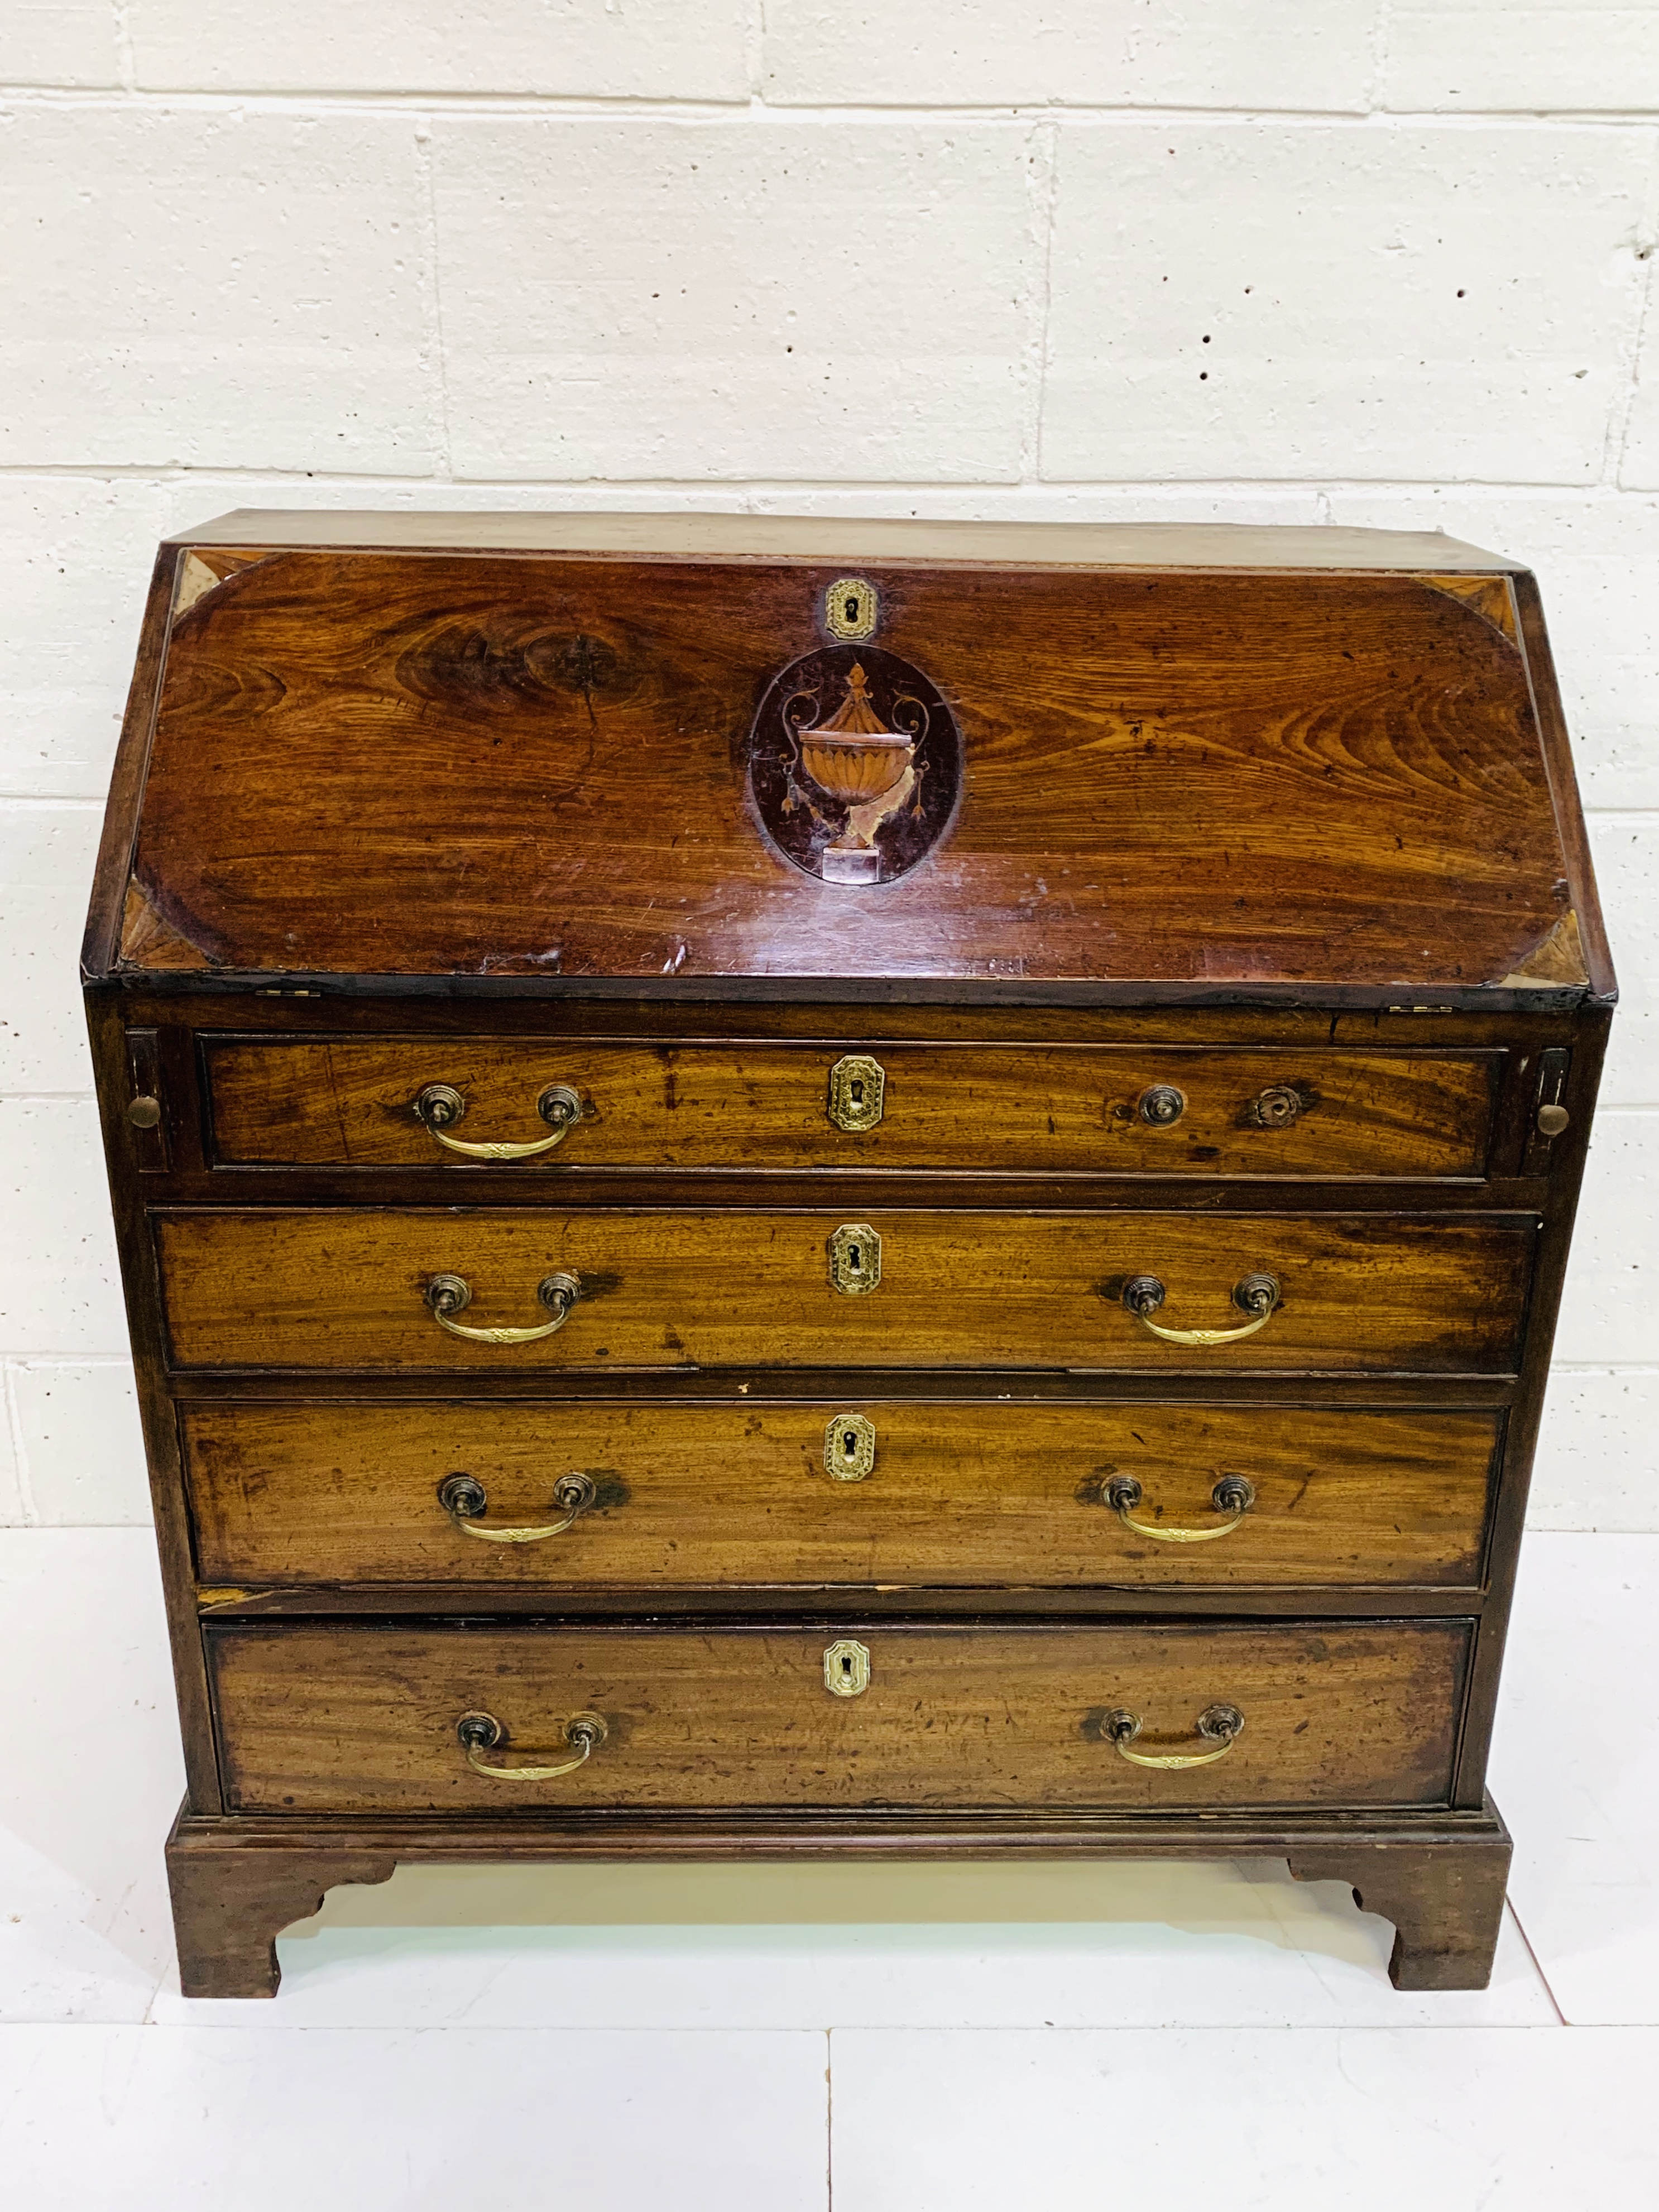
[{"x1": 201, "y1": 1039, "x2": 1498, "y2": 1179}]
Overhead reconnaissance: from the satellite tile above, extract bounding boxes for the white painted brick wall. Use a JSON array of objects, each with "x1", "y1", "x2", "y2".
[{"x1": 1, "y1": 4, "x2": 1655, "y2": 1529}]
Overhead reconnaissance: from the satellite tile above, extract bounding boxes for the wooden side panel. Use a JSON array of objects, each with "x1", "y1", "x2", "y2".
[
  {"x1": 124, "y1": 555, "x2": 1570, "y2": 991},
  {"x1": 183, "y1": 1401, "x2": 1500, "y2": 1592},
  {"x1": 203, "y1": 1039, "x2": 1497, "y2": 1179},
  {"x1": 208, "y1": 1620, "x2": 1471, "y2": 1812},
  {"x1": 153, "y1": 1208, "x2": 1536, "y2": 1375}
]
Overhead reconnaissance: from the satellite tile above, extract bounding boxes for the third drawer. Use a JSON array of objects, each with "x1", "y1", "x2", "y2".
[
  {"x1": 183, "y1": 1402, "x2": 1502, "y2": 1592},
  {"x1": 207, "y1": 1618, "x2": 1472, "y2": 1813}
]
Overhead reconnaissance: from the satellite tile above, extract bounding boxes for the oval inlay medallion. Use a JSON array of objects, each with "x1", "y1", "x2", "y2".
[{"x1": 747, "y1": 644, "x2": 961, "y2": 887}]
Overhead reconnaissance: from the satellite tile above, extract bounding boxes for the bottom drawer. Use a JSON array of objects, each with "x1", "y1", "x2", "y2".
[{"x1": 208, "y1": 1620, "x2": 1470, "y2": 1813}]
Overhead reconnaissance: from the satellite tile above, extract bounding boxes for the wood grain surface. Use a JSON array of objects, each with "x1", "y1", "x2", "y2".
[
  {"x1": 153, "y1": 1207, "x2": 1536, "y2": 1375},
  {"x1": 122, "y1": 553, "x2": 1572, "y2": 990},
  {"x1": 207, "y1": 1618, "x2": 1470, "y2": 1812},
  {"x1": 203, "y1": 1038, "x2": 1497, "y2": 1178},
  {"x1": 182, "y1": 1400, "x2": 1500, "y2": 1592}
]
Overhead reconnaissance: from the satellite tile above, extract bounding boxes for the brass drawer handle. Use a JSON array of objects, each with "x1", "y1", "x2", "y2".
[
  {"x1": 1106, "y1": 1703, "x2": 1244, "y2": 1769},
  {"x1": 426, "y1": 1270, "x2": 580, "y2": 1344},
  {"x1": 439, "y1": 1470, "x2": 597, "y2": 1543},
  {"x1": 1121, "y1": 1271, "x2": 1279, "y2": 1346},
  {"x1": 1105, "y1": 1472, "x2": 1255, "y2": 1544},
  {"x1": 457, "y1": 1709, "x2": 607, "y2": 1781},
  {"x1": 414, "y1": 1081, "x2": 583, "y2": 1160}
]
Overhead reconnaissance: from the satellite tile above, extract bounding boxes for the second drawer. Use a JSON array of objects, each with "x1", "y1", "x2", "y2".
[
  {"x1": 154, "y1": 1209, "x2": 1536, "y2": 1374},
  {"x1": 183, "y1": 1402, "x2": 1502, "y2": 1592}
]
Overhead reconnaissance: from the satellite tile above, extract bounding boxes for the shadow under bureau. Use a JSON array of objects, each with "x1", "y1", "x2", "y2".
[{"x1": 83, "y1": 512, "x2": 1613, "y2": 1995}]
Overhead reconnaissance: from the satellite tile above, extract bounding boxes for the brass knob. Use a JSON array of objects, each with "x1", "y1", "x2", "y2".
[
  {"x1": 1137, "y1": 1084, "x2": 1186, "y2": 1127},
  {"x1": 1537, "y1": 1103, "x2": 1570, "y2": 1138},
  {"x1": 127, "y1": 1095, "x2": 162, "y2": 1129}
]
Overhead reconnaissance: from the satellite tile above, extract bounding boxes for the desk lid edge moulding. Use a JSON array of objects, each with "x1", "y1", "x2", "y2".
[{"x1": 84, "y1": 516, "x2": 1615, "y2": 1009}]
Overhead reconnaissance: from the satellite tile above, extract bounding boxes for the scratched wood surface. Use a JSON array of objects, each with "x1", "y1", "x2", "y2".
[
  {"x1": 152, "y1": 1207, "x2": 1535, "y2": 1375},
  {"x1": 204, "y1": 1038, "x2": 1497, "y2": 1178},
  {"x1": 183, "y1": 1400, "x2": 1500, "y2": 1592},
  {"x1": 121, "y1": 550, "x2": 1573, "y2": 989},
  {"x1": 207, "y1": 1618, "x2": 1470, "y2": 1812}
]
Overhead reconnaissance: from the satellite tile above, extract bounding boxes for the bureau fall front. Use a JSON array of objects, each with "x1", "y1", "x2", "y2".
[{"x1": 83, "y1": 513, "x2": 1611, "y2": 1994}]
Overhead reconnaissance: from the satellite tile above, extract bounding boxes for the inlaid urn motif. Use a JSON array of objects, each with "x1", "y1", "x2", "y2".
[{"x1": 747, "y1": 644, "x2": 962, "y2": 887}]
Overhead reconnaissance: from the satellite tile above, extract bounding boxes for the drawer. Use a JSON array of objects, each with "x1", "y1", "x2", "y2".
[
  {"x1": 155, "y1": 1208, "x2": 1534, "y2": 1375},
  {"x1": 201, "y1": 1038, "x2": 1498, "y2": 1179},
  {"x1": 184, "y1": 1402, "x2": 1501, "y2": 1592},
  {"x1": 207, "y1": 1619, "x2": 1471, "y2": 1812}
]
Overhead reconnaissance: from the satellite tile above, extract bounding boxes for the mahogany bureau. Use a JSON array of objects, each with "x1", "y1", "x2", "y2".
[{"x1": 84, "y1": 513, "x2": 1612, "y2": 1997}]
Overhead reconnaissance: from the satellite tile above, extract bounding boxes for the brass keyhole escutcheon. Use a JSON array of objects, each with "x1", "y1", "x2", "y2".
[
  {"x1": 828, "y1": 1054, "x2": 886, "y2": 1133},
  {"x1": 824, "y1": 1412, "x2": 876, "y2": 1481},
  {"x1": 824, "y1": 577, "x2": 879, "y2": 642},
  {"x1": 824, "y1": 1638, "x2": 871, "y2": 1697},
  {"x1": 829, "y1": 1222, "x2": 881, "y2": 1295}
]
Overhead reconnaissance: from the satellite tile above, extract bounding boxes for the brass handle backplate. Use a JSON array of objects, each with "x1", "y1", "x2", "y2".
[
  {"x1": 1105, "y1": 1472, "x2": 1256, "y2": 1544},
  {"x1": 828, "y1": 1054, "x2": 886, "y2": 1133},
  {"x1": 414, "y1": 1081, "x2": 583, "y2": 1160},
  {"x1": 457, "y1": 1709, "x2": 607, "y2": 1781},
  {"x1": 426, "y1": 1270, "x2": 581, "y2": 1344},
  {"x1": 1121, "y1": 1271, "x2": 1280, "y2": 1347},
  {"x1": 439, "y1": 1470, "x2": 598, "y2": 1543},
  {"x1": 1105, "y1": 1703, "x2": 1244, "y2": 1769}
]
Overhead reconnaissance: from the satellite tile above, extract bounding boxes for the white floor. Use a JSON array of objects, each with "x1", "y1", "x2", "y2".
[{"x1": 1, "y1": 1529, "x2": 1656, "y2": 2207}]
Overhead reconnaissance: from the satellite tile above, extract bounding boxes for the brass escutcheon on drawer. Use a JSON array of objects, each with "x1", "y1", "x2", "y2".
[
  {"x1": 824, "y1": 1412, "x2": 878, "y2": 1480},
  {"x1": 827, "y1": 1053, "x2": 885, "y2": 1132},
  {"x1": 823, "y1": 1638, "x2": 872, "y2": 1697},
  {"x1": 828, "y1": 1222, "x2": 881, "y2": 1295}
]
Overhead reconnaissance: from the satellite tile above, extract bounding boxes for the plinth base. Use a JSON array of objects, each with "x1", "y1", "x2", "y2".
[{"x1": 164, "y1": 1798, "x2": 1513, "y2": 1999}]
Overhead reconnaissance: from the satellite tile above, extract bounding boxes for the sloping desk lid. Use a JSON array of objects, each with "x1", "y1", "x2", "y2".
[{"x1": 88, "y1": 514, "x2": 1612, "y2": 1006}]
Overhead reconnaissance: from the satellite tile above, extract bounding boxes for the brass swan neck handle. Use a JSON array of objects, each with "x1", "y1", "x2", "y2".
[
  {"x1": 1105, "y1": 1704, "x2": 1244, "y2": 1769},
  {"x1": 414, "y1": 1081, "x2": 583, "y2": 1162},
  {"x1": 425, "y1": 1270, "x2": 580, "y2": 1345},
  {"x1": 457, "y1": 1710, "x2": 607, "y2": 1781},
  {"x1": 439, "y1": 1470, "x2": 598, "y2": 1543},
  {"x1": 1122, "y1": 1272, "x2": 1280, "y2": 1347},
  {"x1": 1105, "y1": 1472, "x2": 1256, "y2": 1544}
]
